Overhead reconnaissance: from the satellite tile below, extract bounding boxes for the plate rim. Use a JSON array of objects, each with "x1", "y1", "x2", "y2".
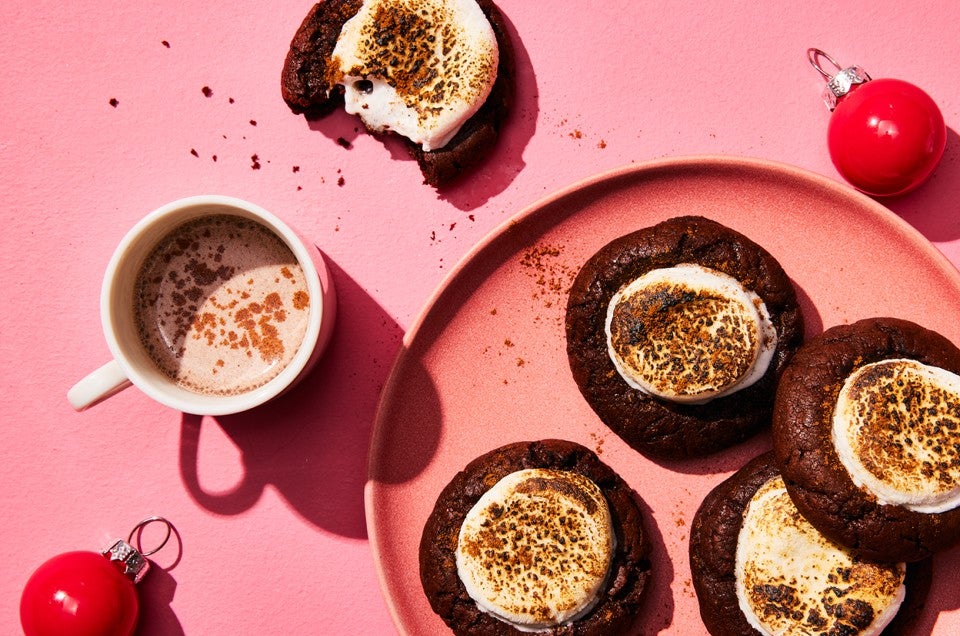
[{"x1": 362, "y1": 153, "x2": 960, "y2": 633}]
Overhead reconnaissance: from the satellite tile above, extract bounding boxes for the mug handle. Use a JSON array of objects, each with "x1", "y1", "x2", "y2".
[{"x1": 68, "y1": 360, "x2": 133, "y2": 411}]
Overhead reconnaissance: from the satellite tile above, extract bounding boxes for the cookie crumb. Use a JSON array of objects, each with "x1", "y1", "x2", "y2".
[
  {"x1": 161, "y1": 40, "x2": 170, "y2": 48},
  {"x1": 109, "y1": 98, "x2": 119, "y2": 108},
  {"x1": 588, "y1": 432, "x2": 606, "y2": 455},
  {"x1": 190, "y1": 148, "x2": 199, "y2": 158},
  {"x1": 292, "y1": 166, "x2": 300, "y2": 173},
  {"x1": 251, "y1": 154, "x2": 261, "y2": 170},
  {"x1": 520, "y1": 244, "x2": 576, "y2": 326},
  {"x1": 249, "y1": 120, "x2": 257, "y2": 126},
  {"x1": 202, "y1": 86, "x2": 213, "y2": 98},
  {"x1": 336, "y1": 137, "x2": 352, "y2": 149},
  {"x1": 337, "y1": 176, "x2": 345, "y2": 187},
  {"x1": 598, "y1": 139, "x2": 607, "y2": 149},
  {"x1": 228, "y1": 97, "x2": 235, "y2": 104}
]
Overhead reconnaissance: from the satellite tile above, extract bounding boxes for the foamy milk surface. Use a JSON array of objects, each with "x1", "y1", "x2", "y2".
[{"x1": 135, "y1": 215, "x2": 310, "y2": 395}]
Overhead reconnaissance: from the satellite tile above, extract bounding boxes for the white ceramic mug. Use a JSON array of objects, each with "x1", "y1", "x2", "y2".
[{"x1": 68, "y1": 195, "x2": 336, "y2": 415}]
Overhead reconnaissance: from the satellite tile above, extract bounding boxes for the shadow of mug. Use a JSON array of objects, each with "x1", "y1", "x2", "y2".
[{"x1": 177, "y1": 261, "x2": 418, "y2": 539}]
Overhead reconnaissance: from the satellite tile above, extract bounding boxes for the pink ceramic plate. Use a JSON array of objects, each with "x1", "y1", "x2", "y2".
[{"x1": 365, "y1": 156, "x2": 960, "y2": 634}]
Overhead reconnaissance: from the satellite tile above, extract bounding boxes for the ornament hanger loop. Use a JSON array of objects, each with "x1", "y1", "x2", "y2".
[
  {"x1": 807, "y1": 47, "x2": 871, "y2": 111},
  {"x1": 128, "y1": 516, "x2": 175, "y2": 557},
  {"x1": 807, "y1": 48, "x2": 843, "y2": 80}
]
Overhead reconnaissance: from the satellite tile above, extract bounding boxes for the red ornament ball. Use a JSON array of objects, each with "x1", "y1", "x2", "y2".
[
  {"x1": 827, "y1": 77, "x2": 946, "y2": 197},
  {"x1": 20, "y1": 551, "x2": 139, "y2": 636}
]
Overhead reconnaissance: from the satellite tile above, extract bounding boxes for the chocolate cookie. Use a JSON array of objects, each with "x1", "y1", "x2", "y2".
[
  {"x1": 690, "y1": 452, "x2": 931, "y2": 636},
  {"x1": 280, "y1": 0, "x2": 515, "y2": 187},
  {"x1": 565, "y1": 216, "x2": 804, "y2": 459},
  {"x1": 280, "y1": 0, "x2": 361, "y2": 119},
  {"x1": 772, "y1": 317, "x2": 960, "y2": 562},
  {"x1": 419, "y1": 439, "x2": 651, "y2": 635}
]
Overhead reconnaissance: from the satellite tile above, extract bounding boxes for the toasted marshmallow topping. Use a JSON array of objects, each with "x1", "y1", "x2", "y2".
[
  {"x1": 605, "y1": 264, "x2": 777, "y2": 404},
  {"x1": 456, "y1": 469, "x2": 615, "y2": 631},
  {"x1": 832, "y1": 358, "x2": 960, "y2": 513},
  {"x1": 735, "y1": 476, "x2": 906, "y2": 636},
  {"x1": 330, "y1": 0, "x2": 498, "y2": 151}
]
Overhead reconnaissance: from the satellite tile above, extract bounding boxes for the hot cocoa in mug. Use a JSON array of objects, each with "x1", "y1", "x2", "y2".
[
  {"x1": 69, "y1": 196, "x2": 336, "y2": 415},
  {"x1": 135, "y1": 214, "x2": 312, "y2": 396}
]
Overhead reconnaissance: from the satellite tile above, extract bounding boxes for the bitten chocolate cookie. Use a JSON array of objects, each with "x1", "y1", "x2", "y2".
[
  {"x1": 690, "y1": 452, "x2": 931, "y2": 636},
  {"x1": 281, "y1": 0, "x2": 515, "y2": 187},
  {"x1": 565, "y1": 216, "x2": 804, "y2": 459},
  {"x1": 419, "y1": 439, "x2": 651, "y2": 635},
  {"x1": 772, "y1": 317, "x2": 960, "y2": 562}
]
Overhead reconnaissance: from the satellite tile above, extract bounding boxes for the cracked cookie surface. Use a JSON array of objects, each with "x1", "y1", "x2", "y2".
[
  {"x1": 689, "y1": 452, "x2": 931, "y2": 636},
  {"x1": 565, "y1": 216, "x2": 804, "y2": 459},
  {"x1": 419, "y1": 439, "x2": 651, "y2": 635},
  {"x1": 772, "y1": 317, "x2": 960, "y2": 562}
]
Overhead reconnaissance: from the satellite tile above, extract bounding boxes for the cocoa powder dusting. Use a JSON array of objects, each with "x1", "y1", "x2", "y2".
[
  {"x1": 134, "y1": 215, "x2": 311, "y2": 395},
  {"x1": 293, "y1": 290, "x2": 310, "y2": 310},
  {"x1": 519, "y1": 244, "x2": 577, "y2": 327}
]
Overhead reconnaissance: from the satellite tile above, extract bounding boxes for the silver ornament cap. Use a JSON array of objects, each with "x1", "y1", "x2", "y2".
[{"x1": 102, "y1": 539, "x2": 150, "y2": 584}]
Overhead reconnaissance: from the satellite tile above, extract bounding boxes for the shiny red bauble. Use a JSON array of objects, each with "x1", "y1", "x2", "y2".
[
  {"x1": 827, "y1": 77, "x2": 946, "y2": 197},
  {"x1": 20, "y1": 551, "x2": 139, "y2": 636}
]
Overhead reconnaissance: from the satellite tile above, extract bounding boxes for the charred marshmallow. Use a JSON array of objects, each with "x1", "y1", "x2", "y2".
[
  {"x1": 605, "y1": 264, "x2": 777, "y2": 404},
  {"x1": 735, "y1": 476, "x2": 906, "y2": 636},
  {"x1": 833, "y1": 358, "x2": 960, "y2": 513},
  {"x1": 330, "y1": 0, "x2": 498, "y2": 151},
  {"x1": 456, "y1": 469, "x2": 614, "y2": 631}
]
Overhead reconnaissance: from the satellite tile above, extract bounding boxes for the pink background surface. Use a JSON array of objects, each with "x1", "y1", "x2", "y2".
[{"x1": 2, "y1": 1, "x2": 960, "y2": 635}]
